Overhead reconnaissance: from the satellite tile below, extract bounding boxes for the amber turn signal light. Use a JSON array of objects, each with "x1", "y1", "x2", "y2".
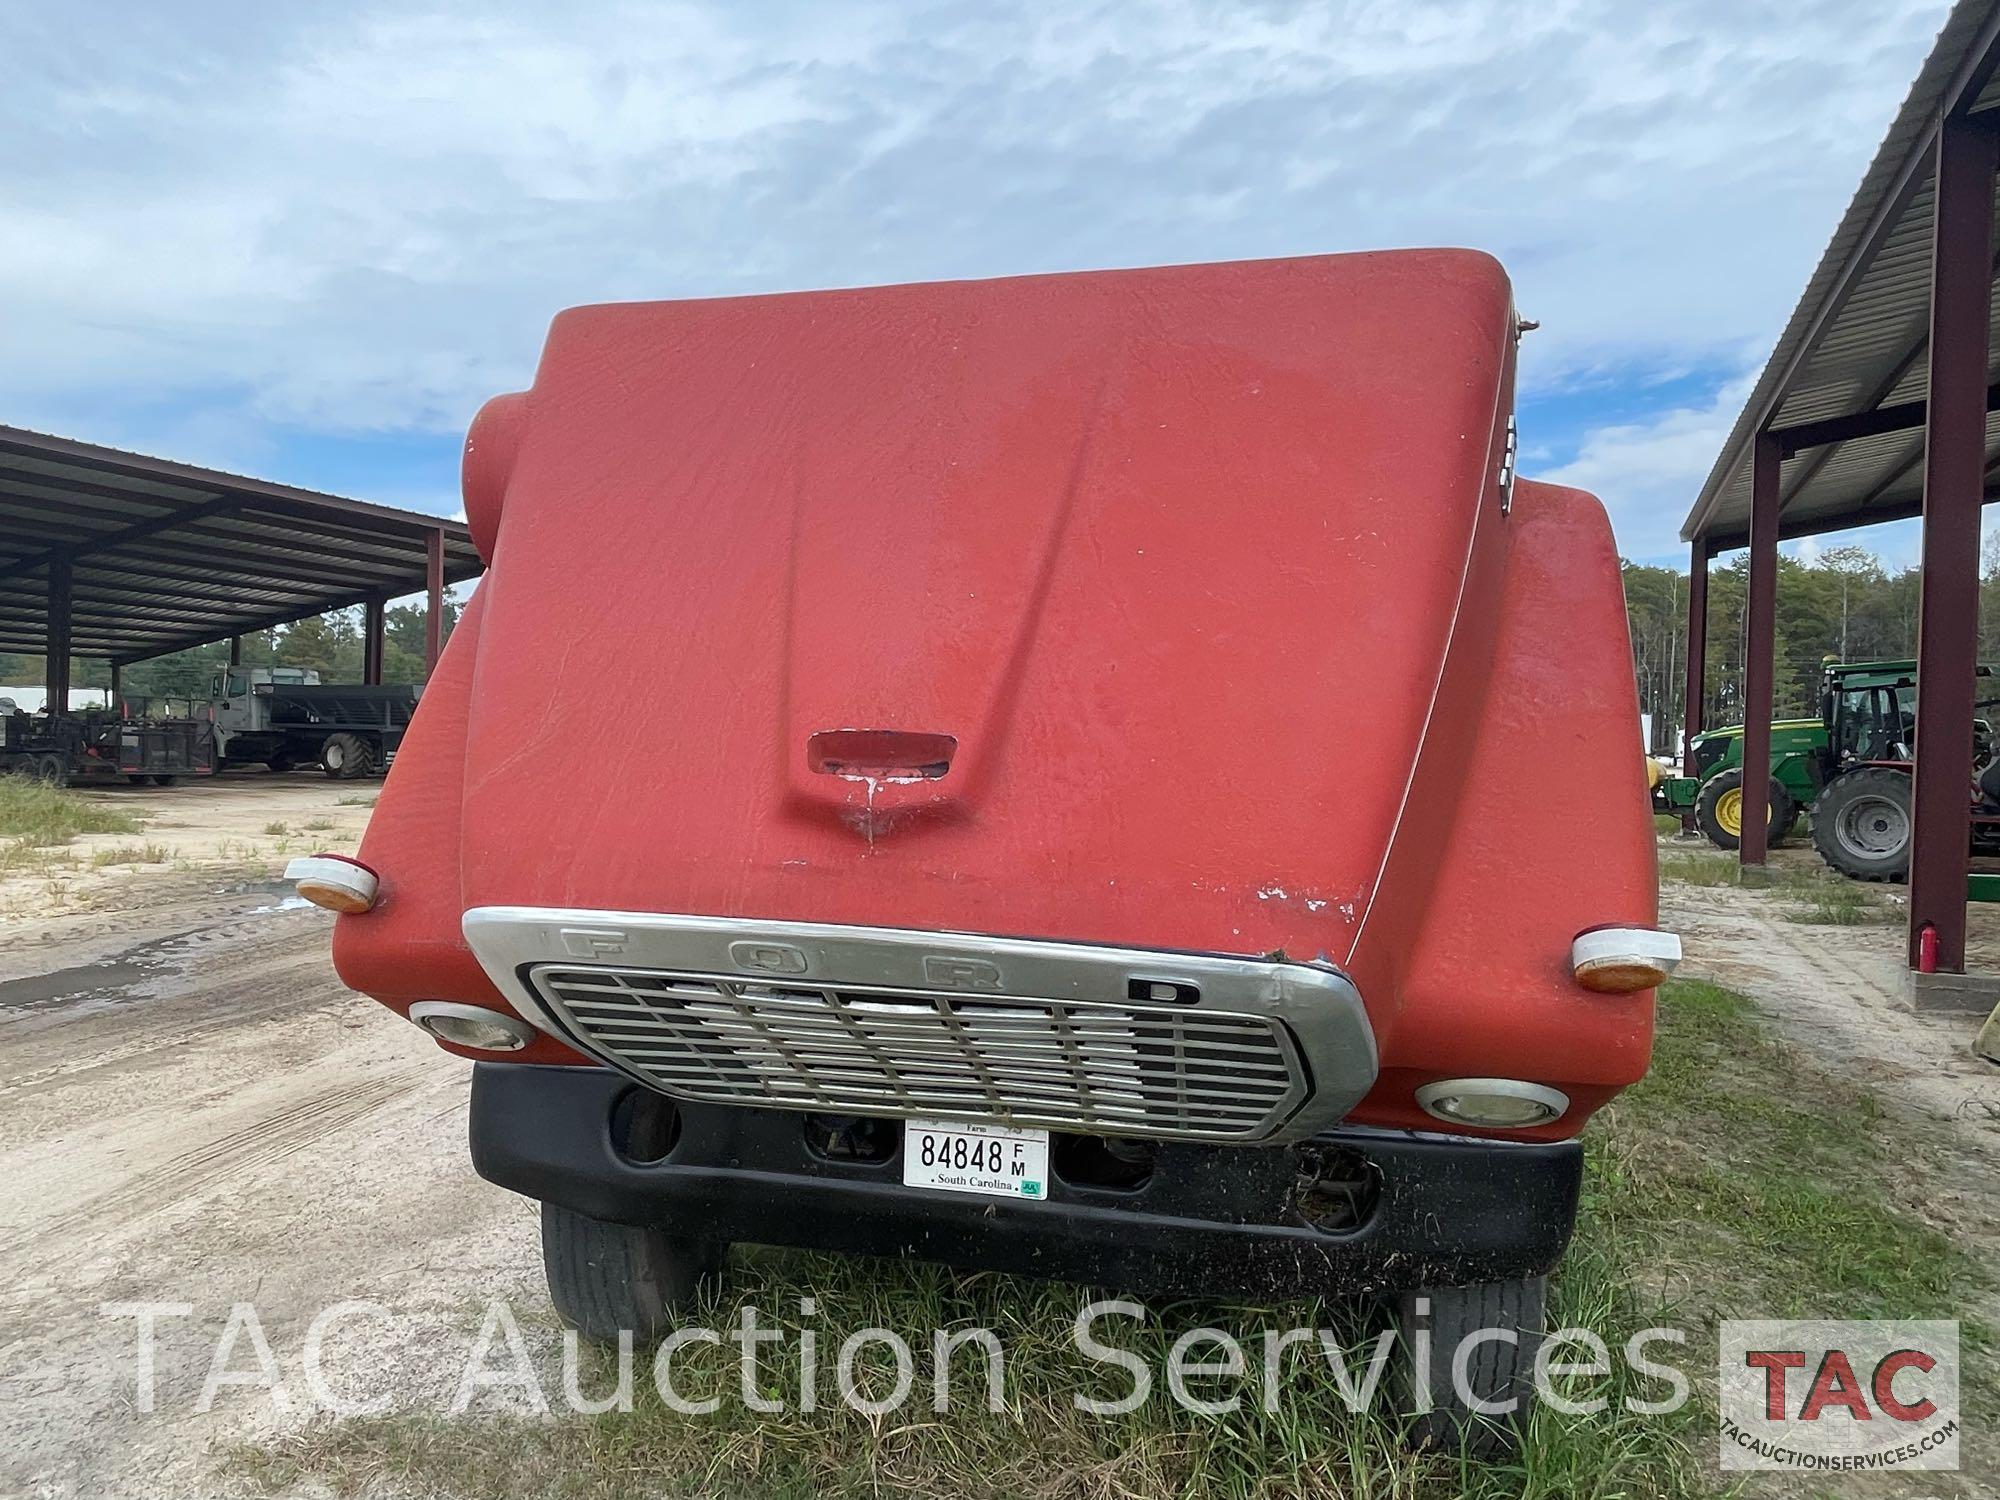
[
  {"x1": 1571, "y1": 927, "x2": 1681, "y2": 993},
  {"x1": 284, "y1": 853, "x2": 380, "y2": 914}
]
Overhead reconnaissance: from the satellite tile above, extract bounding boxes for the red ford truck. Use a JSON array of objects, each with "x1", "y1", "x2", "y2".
[{"x1": 316, "y1": 250, "x2": 1674, "y2": 1448}]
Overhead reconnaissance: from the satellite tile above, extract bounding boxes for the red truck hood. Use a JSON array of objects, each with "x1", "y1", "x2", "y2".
[{"x1": 456, "y1": 252, "x2": 1515, "y2": 967}]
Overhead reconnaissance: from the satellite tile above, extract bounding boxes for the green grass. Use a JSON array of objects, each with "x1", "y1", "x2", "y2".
[
  {"x1": 301, "y1": 816, "x2": 338, "y2": 831},
  {"x1": 336, "y1": 794, "x2": 378, "y2": 808},
  {"x1": 262, "y1": 820, "x2": 291, "y2": 836},
  {"x1": 0, "y1": 775, "x2": 141, "y2": 844},
  {"x1": 1601, "y1": 980, "x2": 1982, "y2": 1324},
  {"x1": 236, "y1": 1242, "x2": 1710, "y2": 1500},
  {"x1": 0, "y1": 776, "x2": 142, "y2": 870},
  {"x1": 1658, "y1": 850, "x2": 1740, "y2": 886},
  {"x1": 1653, "y1": 814, "x2": 1684, "y2": 837},
  {"x1": 1783, "y1": 880, "x2": 1879, "y2": 925},
  {"x1": 234, "y1": 980, "x2": 1987, "y2": 1500},
  {"x1": 1658, "y1": 849, "x2": 1891, "y2": 923}
]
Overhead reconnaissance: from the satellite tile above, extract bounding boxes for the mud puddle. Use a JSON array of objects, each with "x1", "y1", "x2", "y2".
[{"x1": 0, "y1": 879, "x2": 320, "y2": 1021}]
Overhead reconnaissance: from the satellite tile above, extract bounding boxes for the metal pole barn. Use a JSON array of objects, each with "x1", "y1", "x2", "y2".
[
  {"x1": 44, "y1": 555, "x2": 71, "y2": 711},
  {"x1": 1909, "y1": 112, "x2": 1999, "y2": 974},
  {"x1": 362, "y1": 599, "x2": 385, "y2": 686},
  {"x1": 1679, "y1": 540, "x2": 1710, "y2": 833},
  {"x1": 1738, "y1": 434, "x2": 1782, "y2": 866}
]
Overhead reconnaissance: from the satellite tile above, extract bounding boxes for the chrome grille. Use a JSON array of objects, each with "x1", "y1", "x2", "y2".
[{"x1": 528, "y1": 964, "x2": 1308, "y2": 1141}]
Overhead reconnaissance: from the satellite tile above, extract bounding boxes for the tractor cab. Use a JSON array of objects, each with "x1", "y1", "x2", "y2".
[{"x1": 1818, "y1": 660, "x2": 1994, "y2": 769}]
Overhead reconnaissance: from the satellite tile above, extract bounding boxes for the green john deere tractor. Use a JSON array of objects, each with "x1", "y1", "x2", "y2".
[{"x1": 1654, "y1": 660, "x2": 1995, "y2": 856}]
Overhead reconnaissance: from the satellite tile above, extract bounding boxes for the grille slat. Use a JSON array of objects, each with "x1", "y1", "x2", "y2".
[
  {"x1": 575, "y1": 1019, "x2": 1295, "y2": 1071},
  {"x1": 530, "y1": 963, "x2": 1306, "y2": 1140}
]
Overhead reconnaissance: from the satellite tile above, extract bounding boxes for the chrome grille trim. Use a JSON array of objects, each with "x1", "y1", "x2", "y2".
[{"x1": 462, "y1": 908, "x2": 1379, "y2": 1144}]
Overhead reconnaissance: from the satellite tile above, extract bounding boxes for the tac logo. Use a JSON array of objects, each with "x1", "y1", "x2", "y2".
[{"x1": 1719, "y1": 1320, "x2": 1959, "y2": 1471}]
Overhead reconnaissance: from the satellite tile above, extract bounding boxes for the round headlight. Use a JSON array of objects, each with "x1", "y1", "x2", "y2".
[
  {"x1": 407, "y1": 1001, "x2": 533, "y2": 1052},
  {"x1": 1415, "y1": 1078, "x2": 1568, "y2": 1129}
]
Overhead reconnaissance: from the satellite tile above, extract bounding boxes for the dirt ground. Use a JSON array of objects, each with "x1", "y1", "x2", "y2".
[
  {"x1": 0, "y1": 776, "x2": 544, "y2": 1499},
  {"x1": 3, "y1": 794, "x2": 1998, "y2": 1497}
]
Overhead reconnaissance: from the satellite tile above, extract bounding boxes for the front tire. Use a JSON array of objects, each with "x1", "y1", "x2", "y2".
[
  {"x1": 541, "y1": 1202, "x2": 725, "y2": 1344},
  {"x1": 1397, "y1": 1276, "x2": 1546, "y2": 1460},
  {"x1": 1811, "y1": 766, "x2": 1913, "y2": 882},
  {"x1": 1695, "y1": 767, "x2": 1795, "y2": 850}
]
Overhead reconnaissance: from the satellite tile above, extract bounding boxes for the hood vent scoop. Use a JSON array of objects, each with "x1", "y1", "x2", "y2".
[{"x1": 806, "y1": 729, "x2": 957, "y2": 783}]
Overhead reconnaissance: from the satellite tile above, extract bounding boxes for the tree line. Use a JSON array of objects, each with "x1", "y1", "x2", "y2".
[
  {"x1": 1625, "y1": 540, "x2": 2000, "y2": 755},
  {"x1": 11, "y1": 553, "x2": 2000, "y2": 746}
]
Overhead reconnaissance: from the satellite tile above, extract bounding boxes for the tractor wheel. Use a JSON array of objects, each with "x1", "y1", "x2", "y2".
[
  {"x1": 320, "y1": 732, "x2": 374, "y2": 780},
  {"x1": 1695, "y1": 767, "x2": 1795, "y2": 851},
  {"x1": 149, "y1": 774, "x2": 176, "y2": 787},
  {"x1": 1811, "y1": 767, "x2": 1913, "y2": 882},
  {"x1": 33, "y1": 753, "x2": 70, "y2": 787}
]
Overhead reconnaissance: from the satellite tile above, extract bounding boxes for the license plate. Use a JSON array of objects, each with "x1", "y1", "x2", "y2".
[{"x1": 902, "y1": 1118, "x2": 1049, "y2": 1201}]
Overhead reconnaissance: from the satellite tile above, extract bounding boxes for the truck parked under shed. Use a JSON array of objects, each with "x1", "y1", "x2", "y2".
[{"x1": 203, "y1": 666, "x2": 418, "y2": 777}]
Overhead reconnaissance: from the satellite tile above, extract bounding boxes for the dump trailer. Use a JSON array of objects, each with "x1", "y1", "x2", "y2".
[
  {"x1": 205, "y1": 666, "x2": 418, "y2": 777},
  {"x1": 2, "y1": 706, "x2": 214, "y2": 785},
  {"x1": 309, "y1": 252, "x2": 1675, "y2": 1453}
]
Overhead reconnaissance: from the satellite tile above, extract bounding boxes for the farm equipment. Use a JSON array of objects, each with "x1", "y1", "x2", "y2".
[
  {"x1": 307, "y1": 252, "x2": 1675, "y2": 1452},
  {"x1": 1654, "y1": 717, "x2": 1824, "y2": 848},
  {"x1": 203, "y1": 665, "x2": 418, "y2": 778},
  {"x1": 2, "y1": 704, "x2": 214, "y2": 785},
  {"x1": 1808, "y1": 689, "x2": 2000, "y2": 883},
  {"x1": 1655, "y1": 659, "x2": 1995, "y2": 852}
]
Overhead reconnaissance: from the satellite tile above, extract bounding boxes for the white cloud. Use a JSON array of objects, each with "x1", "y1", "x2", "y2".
[
  {"x1": 1541, "y1": 375, "x2": 1756, "y2": 561},
  {"x1": 0, "y1": 0, "x2": 1958, "y2": 524}
]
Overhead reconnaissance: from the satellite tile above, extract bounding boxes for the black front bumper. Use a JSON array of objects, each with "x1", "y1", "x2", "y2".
[{"x1": 469, "y1": 1063, "x2": 1583, "y2": 1300}]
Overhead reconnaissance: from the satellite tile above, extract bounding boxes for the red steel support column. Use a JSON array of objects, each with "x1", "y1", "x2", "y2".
[
  {"x1": 1909, "y1": 114, "x2": 1998, "y2": 973},
  {"x1": 1681, "y1": 540, "x2": 1710, "y2": 766},
  {"x1": 362, "y1": 598, "x2": 385, "y2": 685},
  {"x1": 1679, "y1": 540, "x2": 1710, "y2": 833},
  {"x1": 425, "y1": 528, "x2": 445, "y2": 678},
  {"x1": 45, "y1": 555, "x2": 71, "y2": 713},
  {"x1": 1738, "y1": 434, "x2": 1782, "y2": 867}
]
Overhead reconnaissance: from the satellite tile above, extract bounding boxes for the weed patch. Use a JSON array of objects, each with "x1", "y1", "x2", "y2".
[
  {"x1": 89, "y1": 842, "x2": 171, "y2": 868},
  {"x1": 0, "y1": 777, "x2": 140, "y2": 845},
  {"x1": 1658, "y1": 851, "x2": 1739, "y2": 886}
]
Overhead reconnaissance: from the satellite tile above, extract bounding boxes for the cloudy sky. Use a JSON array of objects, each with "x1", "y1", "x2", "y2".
[{"x1": 0, "y1": 0, "x2": 1960, "y2": 565}]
